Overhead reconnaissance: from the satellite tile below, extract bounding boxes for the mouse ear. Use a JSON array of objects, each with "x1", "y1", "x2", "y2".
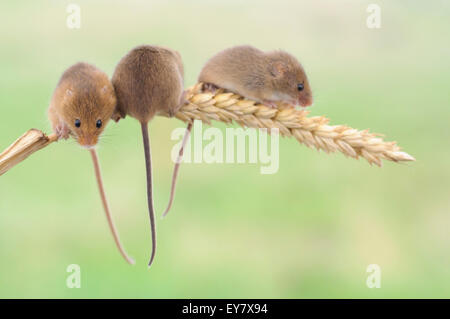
[
  {"x1": 270, "y1": 61, "x2": 288, "y2": 78},
  {"x1": 63, "y1": 89, "x2": 73, "y2": 102}
]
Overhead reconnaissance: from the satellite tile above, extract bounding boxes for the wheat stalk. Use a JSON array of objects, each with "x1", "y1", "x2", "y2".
[
  {"x1": 0, "y1": 129, "x2": 57, "y2": 176},
  {"x1": 0, "y1": 83, "x2": 414, "y2": 176}
]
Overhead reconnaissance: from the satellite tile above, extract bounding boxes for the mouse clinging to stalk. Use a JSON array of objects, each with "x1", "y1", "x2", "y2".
[
  {"x1": 163, "y1": 45, "x2": 313, "y2": 219},
  {"x1": 48, "y1": 62, "x2": 135, "y2": 265},
  {"x1": 198, "y1": 45, "x2": 313, "y2": 107},
  {"x1": 111, "y1": 45, "x2": 186, "y2": 267}
]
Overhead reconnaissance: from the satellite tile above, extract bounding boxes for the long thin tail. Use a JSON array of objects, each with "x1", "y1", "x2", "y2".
[
  {"x1": 141, "y1": 123, "x2": 157, "y2": 267},
  {"x1": 89, "y1": 149, "x2": 135, "y2": 265},
  {"x1": 162, "y1": 122, "x2": 192, "y2": 218}
]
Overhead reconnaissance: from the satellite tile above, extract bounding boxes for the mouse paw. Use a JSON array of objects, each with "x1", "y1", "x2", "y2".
[
  {"x1": 111, "y1": 114, "x2": 122, "y2": 122},
  {"x1": 111, "y1": 110, "x2": 123, "y2": 123},
  {"x1": 167, "y1": 109, "x2": 175, "y2": 118},
  {"x1": 262, "y1": 100, "x2": 278, "y2": 108},
  {"x1": 55, "y1": 123, "x2": 70, "y2": 140},
  {"x1": 202, "y1": 83, "x2": 218, "y2": 93}
]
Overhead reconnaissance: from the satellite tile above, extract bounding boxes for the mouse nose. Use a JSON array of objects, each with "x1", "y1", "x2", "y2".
[
  {"x1": 299, "y1": 95, "x2": 313, "y2": 107},
  {"x1": 78, "y1": 136, "x2": 98, "y2": 148}
]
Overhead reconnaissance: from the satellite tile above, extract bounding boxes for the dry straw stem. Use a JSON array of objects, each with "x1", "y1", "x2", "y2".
[
  {"x1": 0, "y1": 83, "x2": 414, "y2": 176},
  {"x1": 0, "y1": 129, "x2": 57, "y2": 176},
  {"x1": 175, "y1": 83, "x2": 415, "y2": 167}
]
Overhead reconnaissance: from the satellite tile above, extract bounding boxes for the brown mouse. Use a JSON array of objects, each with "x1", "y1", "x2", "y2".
[
  {"x1": 111, "y1": 45, "x2": 185, "y2": 267},
  {"x1": 162, "y1": 46, "x2": 314, "y2": 219},
  {"x1": 48, "y1": 62, "x2": 134, "y2": 265},
  {"x1": 198, "y1": 45, "x2": 313, "y2": 107}
]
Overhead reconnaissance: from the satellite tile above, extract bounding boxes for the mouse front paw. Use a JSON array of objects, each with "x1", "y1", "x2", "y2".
[
  {"x1": 55, "y1": 123, "x2": 70, "y2": 140},
  {"x1": 262, "y1": 99, "x2": 278, "y2": 108},
  {"x1": 202, "y1": 83, "x2": 219, "y2": 93},
  {"x1": 111, "y1": 109, "x2": 126, "y2": 122},
  {"x1": 111, "y1": 114, "x2": 122, "y2": 122}
]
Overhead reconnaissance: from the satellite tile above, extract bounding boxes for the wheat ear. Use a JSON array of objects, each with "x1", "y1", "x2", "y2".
[
  {"x1": 173, "y1": 83, "x2": 415, "y2": 167},
  {"x1": 0, "y1": 83, "x2": 414, "y2": 176}
]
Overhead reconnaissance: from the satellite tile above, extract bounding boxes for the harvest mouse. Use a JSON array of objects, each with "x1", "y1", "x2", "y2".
[
  {"x1": 198, "y1": 45, "x2": 313, "y2": 107},
  {"x1": 112, "y1": 45, "x2": 185, "y2": 267},
  {"x1": 162, "y1": 46, "x2": 314, "y2": 219},
  {"x1": 48, "y1": 62, "x2": 135, "y2": 265}
]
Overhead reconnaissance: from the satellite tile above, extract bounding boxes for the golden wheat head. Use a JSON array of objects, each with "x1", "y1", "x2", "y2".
[{"x1": 174, "y1": 83, "x2": 415, "y2": 167}]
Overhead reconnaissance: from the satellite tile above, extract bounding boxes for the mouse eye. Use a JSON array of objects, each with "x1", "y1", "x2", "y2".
[
  {"x1": 75, "y1": 119, "x2": 81, "y2": 128},
  {"x1": 297, "y1": 83, "x2": 304, "y2": 91},
  {"x1": 96, "y1": 119, "x2": 102, "y2": 128}
]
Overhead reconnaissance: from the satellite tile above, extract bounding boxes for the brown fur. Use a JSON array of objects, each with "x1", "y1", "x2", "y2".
[
  {"x1": 48, "y1": 62, "x2": 117, "y2": 146},
  {"x1": 111, "y1": 45, "x2": 185, "y2": 123},
  {"x1": 198, "y1": 45, "x2": 313, "y2": 107},
  {"x1": 111, "y1": 45, "x2": 185, "y2": 267},
  {"x1": 47, "y1": 63, "x2": 134, "y2": 265}
]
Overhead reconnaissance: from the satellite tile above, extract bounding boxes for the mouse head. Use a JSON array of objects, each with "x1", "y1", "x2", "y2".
[
  {"x1": 61, "y1": 83, "x2": 117, "y2": 148},
  {"x1": 268, "y1": 51, "x2": 313, "y2": 107}
]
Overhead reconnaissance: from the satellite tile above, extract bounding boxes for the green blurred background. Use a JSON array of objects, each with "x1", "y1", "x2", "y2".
[{"x1": 0, "y1": 0, "x2": 449, "y2": 298}]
